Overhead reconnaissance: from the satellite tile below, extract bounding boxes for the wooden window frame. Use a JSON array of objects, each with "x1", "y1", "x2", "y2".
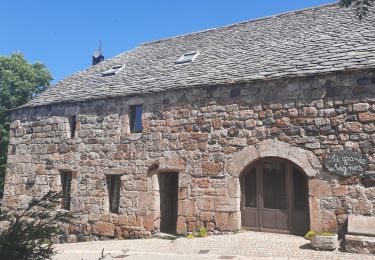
[{"x1": 130, "y1": 105, "x2": 143, "y2": 133}]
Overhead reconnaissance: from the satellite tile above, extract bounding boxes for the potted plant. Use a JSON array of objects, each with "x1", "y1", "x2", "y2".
[{"x1": 305, "y1": 230, "x2": 338, "y2": 250}]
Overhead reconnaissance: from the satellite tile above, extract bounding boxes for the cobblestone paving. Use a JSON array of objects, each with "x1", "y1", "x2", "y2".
[{"x1": 54, "y1": 231, "x2": 375, "y2": 260}]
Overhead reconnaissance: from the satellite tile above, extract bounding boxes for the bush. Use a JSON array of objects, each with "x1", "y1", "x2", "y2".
[
  {"x1": 304, "y1": 230, "x2": 316, "y2": 240},
  {"x1": 0, "y1": 191, "x2": 73, "y2": 260},
  {"x1": 317, "y1": 232, "x2": 336, "y2": 237},
  {"x1": 304, "y1": 230, "x2": 336, "y2": 240},
  {"x1": 199, "y1": 227, "x2": 208, "y2": 237}
]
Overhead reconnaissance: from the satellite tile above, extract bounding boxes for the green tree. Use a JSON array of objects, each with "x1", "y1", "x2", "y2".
[
  {"x1": 0, "y1": 53, "x2": 52, "y2": 195},
  {"x1": 340, "y1": 0, "x2": 373, "y2": 20},
  {"x1": 0, "y1": 191, "x2": 73, "y2": 260}
]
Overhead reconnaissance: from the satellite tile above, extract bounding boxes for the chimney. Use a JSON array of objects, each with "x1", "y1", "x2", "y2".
[{"x1": 92, "y1": 42, "x2": 104, "y2": 65}]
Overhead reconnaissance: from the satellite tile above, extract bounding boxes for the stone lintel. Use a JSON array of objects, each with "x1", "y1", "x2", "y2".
[
  {"x1": 127, "y1": 97, "x2": 144, "y2": 105},
  {"x1": 64, "y1": 106, "x2": 79, "y2": 116},
  {"x1": 104, "y1": 168, "x2": 124, "y2": 175},
  {"x1": 157, "y1": 158, "x2": 184, "y2": 172},
  {"x1": 58, "y1": 164, "x2": 74, "y2": 171}
]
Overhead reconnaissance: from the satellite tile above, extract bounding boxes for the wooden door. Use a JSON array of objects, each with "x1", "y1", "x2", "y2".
[
  {"x1": 241, "y1": 158, "x2": 309, "y2": 235},
  {"x1": 291, "y1": 167, "x2": 310, "y2": 235},
  {"x1": 261, "y1": 160, "x2": 289, "y2": 232},
  {"x1": 242, "y1": 167, "x2": 259, "y2": 229},
  {"x1": 159, "y1": 173, "x2": 178, "y2": 234}
]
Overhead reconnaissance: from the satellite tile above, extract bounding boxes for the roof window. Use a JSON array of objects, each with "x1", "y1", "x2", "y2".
[
  {"x1": 101, "y1": 64, "x2": 125, "y2": 76},
  {"x1": 175, "y1": 51, "x2": 199, "y2": 64}
]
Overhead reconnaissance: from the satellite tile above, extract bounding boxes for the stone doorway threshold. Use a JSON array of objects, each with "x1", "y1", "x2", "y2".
[{"x1": 154, "y1": 232, "x2": 178, "y2": 240}]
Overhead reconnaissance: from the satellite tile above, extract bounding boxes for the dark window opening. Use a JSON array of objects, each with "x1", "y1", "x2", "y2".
[
  {"x1": 68, "y1": 116, "x2": 77, "y2": 138},
  {"x1": 61, "y1": 172, "x2": 72, "y2": 211},
  {"x1": 107, "y1": 175, "x2": 121, "y2": 213},
  {"x1": 263, "y1": 161, "x2": 287, "y2": 210},
  {"x1": 244, "y1": 167, "x2": 257, "y2": 208},
  {"x1": 130, "y1": 105, "x2": 143, "y2": 133},
  {"x1": 230, "y1": 88, "x2": 241, "y2": 98}
]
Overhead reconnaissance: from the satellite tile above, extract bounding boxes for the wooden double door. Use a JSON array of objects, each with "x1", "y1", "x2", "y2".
[{"x1": 241, "y1": 158, "x2": 309, "y2": 235}]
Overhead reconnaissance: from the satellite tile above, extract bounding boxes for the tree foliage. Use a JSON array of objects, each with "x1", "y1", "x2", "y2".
[
  {"x1": 0, "y1": 191, "x2": 73, "y2": 260},
  {"x1": 0, "y1": 53, "x2": 52, "y2": 195},
  {"x1": 340, "y1": 0, "x2": 373, "y2": 20}
]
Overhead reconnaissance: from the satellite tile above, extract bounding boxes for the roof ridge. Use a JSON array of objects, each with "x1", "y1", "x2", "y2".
[{"x1": 140, "y1": 2, "x2": 338, "y2": 46}]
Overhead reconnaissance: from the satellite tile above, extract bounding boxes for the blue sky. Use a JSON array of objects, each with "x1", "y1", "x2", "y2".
[{"x1": 1, "y1": 0, "x2": 334, "y2": 83}]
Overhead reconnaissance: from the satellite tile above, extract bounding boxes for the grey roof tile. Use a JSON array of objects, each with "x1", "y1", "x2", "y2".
[{"x1": 22, "y1": 3, "x2": 375, "y2": 108}]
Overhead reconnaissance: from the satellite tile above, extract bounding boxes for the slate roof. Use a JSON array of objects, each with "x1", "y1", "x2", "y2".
[{"x1": 23, "y1": 3, "x2": 375, "y2": 108}]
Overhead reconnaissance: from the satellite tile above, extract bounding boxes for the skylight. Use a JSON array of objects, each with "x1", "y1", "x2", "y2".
[
  {"x1": 175, "y1": 51, "x2": 200, "y2": 64},
  {"x1": 101, "y1": 64, "x2": 125, "y2": 76}
]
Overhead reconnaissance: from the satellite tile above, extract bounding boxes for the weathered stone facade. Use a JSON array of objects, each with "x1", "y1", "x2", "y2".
[{"x1": 3, "y1": 69, "x2": 375, "y2": 241}]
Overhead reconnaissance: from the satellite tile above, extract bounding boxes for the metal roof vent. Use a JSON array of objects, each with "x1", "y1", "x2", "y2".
[
  {"x1": 175, "y1": 51, "x2": 200, "y2": 64},
  {"x1": 101, "y1": 65, "x2": 125, "y2": 76}
]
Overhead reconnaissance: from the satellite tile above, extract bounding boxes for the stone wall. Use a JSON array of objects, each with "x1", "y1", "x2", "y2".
[{"x1": 3, "y1": 69, "x2": 375, "y2": 241}]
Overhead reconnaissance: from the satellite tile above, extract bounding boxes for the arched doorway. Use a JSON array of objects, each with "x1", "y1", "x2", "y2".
[{"x1": 241, "y1": 158, "x2": 309, "y2": 235}]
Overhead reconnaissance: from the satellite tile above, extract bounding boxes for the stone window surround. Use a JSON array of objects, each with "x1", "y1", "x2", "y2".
[
  {"x1": 150, "y1": 158, "x2": 184, "y2": 232},
  {"x1": 129, "y1": 104, "x2": 143, "y2": 133},
  {"x1": 68, "y1": 115, "x2": 77, "y2": 138},
  {"x1": 104, "y1": 168, "x2": 125, "y2": 214},
  {"x1": 125, "y1": 97, "x2": 145, "y2": 136},
  {"x1": 58, "y1": 165, "x2": 78, "y2": 211},
  {"x1": 60, "y1": 171, "x2": 72, "y2": 211},
  {"x1": 225, "y1": 139, "x2": 322, "y2": 231}
]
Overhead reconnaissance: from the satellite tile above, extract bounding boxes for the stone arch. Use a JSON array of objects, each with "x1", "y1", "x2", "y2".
[
  {"x1": 225, "y1": 139, "x2": 321, "y2": 179},
  {"x1": 224, "y1": 139, "x2": 322, "y2": 232}
]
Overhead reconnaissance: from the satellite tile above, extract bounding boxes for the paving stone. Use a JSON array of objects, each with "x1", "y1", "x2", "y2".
[{"x1": 53, "y1": 232, "x2": 375, "y2": 260}]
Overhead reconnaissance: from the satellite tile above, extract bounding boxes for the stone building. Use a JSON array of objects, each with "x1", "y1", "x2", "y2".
[{"x1": 3, "y1": 4, "x2": 375, "y2": 242}]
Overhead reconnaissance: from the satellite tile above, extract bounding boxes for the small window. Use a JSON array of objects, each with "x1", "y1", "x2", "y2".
[
  {"x1": 107, "y1": 175, "x2": 121, "y2": 213},
  {"x1": 68, "y1": 116, "x2": 77, "y2": 138},
  {"x1": 61, "y1": 171, "x2": 72, "y2": 211},
  {"x1": 130, "y1": 105, "x2": 143, "y2": 133},
  {"x1": 102, "y1": 64, "x2": 125, "y2": 76},
  {"x1": 175, "y1": 51, "x2": 199, "y2": 64}
]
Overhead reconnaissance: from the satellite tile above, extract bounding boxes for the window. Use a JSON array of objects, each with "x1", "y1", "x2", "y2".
[
  {"x1": 68, "y1": 116, "x2": 77, "y2": 138},
  {"x1": 175, "y1": 51, "x2": 200, "y2": 64},
  {"x1": 244, "y1": 168, "x2": 257, "y2": 208},
  {"x1": 61, "y1": 171, "x2": 72, "y2": 211},
  {"x1": 107, "y1": 175, "x2": 121, "y2": 213},
  {"x1": 101, "y1": 64, "x2": 125, "y2": 76},
  {"x1": 130, "y1": 105, "x2": 143, "y2": 133}
]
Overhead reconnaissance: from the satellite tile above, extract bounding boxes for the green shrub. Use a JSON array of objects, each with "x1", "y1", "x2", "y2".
[
  {"x1": 187, "y1": 233, "x2": 194, "y2": 239},
  {"x1": 0, "y1": 191, "x2": 73, "y2": 260},
  {"x1": 304, "y1": 230, "x2": 316, "y2": 240},
  {"x1": 304, "y1": 230, "x2": 336, "y2": 240},
  {"x1": 317, "y1": 232, "x2": 336, "y2": 236},
  {"x1": 199, "y1": 227, "x2": 208, "y2": 237}
]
